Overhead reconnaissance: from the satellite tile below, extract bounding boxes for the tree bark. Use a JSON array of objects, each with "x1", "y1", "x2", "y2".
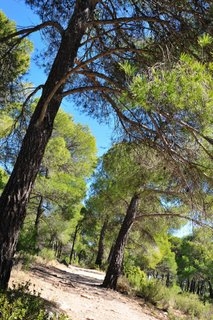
[
  {"x1": 95, "y1": 220, "x2": 107, "y2": 268},
  {"x1": 0, "y1": 0, "x2": 98, "y2": 290},
  {"x1": 102, "y1": 193, "x2": 140, "y2": 290}
]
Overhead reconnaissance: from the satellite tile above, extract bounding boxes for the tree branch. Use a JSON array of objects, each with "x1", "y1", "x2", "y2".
[
  {"x1": 136, "y1": 212, "x2": 212, "y2": 229},
  {"x1": 74, "y1": 70, "x2": 125, "y2": 91},
  {"x1": 1, "y1": 21, "x2": 64, "y2": 42},
  {"x1": 89, "y1": 15, "x2": 171, "y2": 27},
  {"x1": 61, "y1": 85, "x2": 121, "y2": 98},
  {"x1": 23, "y1": 85, "x2": 44, "y2": 108}
]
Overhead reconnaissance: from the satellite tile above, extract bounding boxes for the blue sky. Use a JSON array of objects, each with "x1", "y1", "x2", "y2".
[{"x1": 0, "y1": 0, "x2": 113, "y2": 156}]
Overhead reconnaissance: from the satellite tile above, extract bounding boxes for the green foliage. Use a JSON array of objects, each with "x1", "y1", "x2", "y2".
[
  {"x1": 124, "y1": 264, "x2": 213, "y2": 319},
  {"x1": 154, "y1": 234, "x2": 177, "y2": 279},
  {"x1": 0, "y1": 11, "x2": 33, "y2": 98},
  {"x1": 0, "y1": 113, "x2": 13, "y2": 138},
  {"x1": 173, "y1": 292, "x2": 213, "y2": 319},
  {"x1": 119, "y1": 61, "x2": 137, "y2": 77},
  {"x1": 129, "y1": 275, "x2": 213, "y2": 319},
  {"x1": 129, "y1": 53, "x2": 213, "y2": 123},
  {"x1": 198, "y1": 33, "x2": 213, "y2": 48},
  {"x1": 53, "y1": 111, "x2": 97, "y2": 177},
  {"x1": 17, "y1": 226, "x2": 37, "y2": 255},
  {"x1": 88, "y1": 140, "x2": 191, "y2": 272},
  {"x1": 172, "y1": 229, "x2": 213, "y2": 300},
  {"x1": 39, "y1": 248, "x2": 55, "y2": 262},
  {"x1": 138, "y1": 278, "x2": 170, "y2": 306},
  {"x1": 124, "y1": 266, "x2": 146, "y2": 290},
  {"x1": 120, "y1": 47, "x2": 213, "y2": 181},
  {"x1": 0, "y1": 168, "x2": 8, "y2": 191},
  {"x1": 43, "y1": 137, "x2": 71, "y2": 171},
  {"x1": 0, "y1": 281, "x2": 68, "y2": 319}
]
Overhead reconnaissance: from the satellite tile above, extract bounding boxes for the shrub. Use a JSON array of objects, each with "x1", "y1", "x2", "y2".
[
  {"x1": 138, "y1": 278, "x2": 170, "y2": 306},
  {"x1": 39, "y1": 248, "x2": 55, "y2": 262},
  {"x1": 125, "y1": 266, "x2": 146, "y2": 290},
  {"x1": 173, "y1": 292, "x2": 213, "y2": 319},
  {"x1": 0, "y1": 281, "x2": 69, "y2": 319},
  {"x1": 123, "y1": 265, "x2": 213, "y2": 319}
]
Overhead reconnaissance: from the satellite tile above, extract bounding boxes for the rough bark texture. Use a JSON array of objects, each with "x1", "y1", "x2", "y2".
[
  {"x1": 102, "y1": 194, "x2": 140, "y2": 289},
  {"x1": 0, "y1": 0, "x2": 98, "y2": 290}
]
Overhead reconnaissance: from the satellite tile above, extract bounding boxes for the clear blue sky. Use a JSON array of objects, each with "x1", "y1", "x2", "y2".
[{"x1": 0, "y1": 0, "x2": 113, "y2": 156}]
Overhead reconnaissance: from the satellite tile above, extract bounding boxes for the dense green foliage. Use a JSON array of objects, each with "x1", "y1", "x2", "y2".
[
  {"x1": 0, "y1": 282, "x2": 68, "y2": 319},
  {"x1": 0, "y1": 10, "x2": 33, "y2": 143},
  {"x1": 0, "y1": 10, "x2": 32, "y2": 94}
]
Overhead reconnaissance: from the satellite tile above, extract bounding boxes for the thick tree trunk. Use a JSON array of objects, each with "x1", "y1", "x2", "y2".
[
  {"x1": 95, "y1": 220, "x2": 107, "y2": 268},
  {"x1": 0, "y1": 0, "x2": 97, "y2": 290},
  {"x1": 102, "y1": 193, "x2": 140, "y2": 290}
]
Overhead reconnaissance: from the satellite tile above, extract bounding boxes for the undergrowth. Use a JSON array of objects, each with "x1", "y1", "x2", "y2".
[
  {"x1": 0, "y1": 281, "x2": 69, "y2": 320},
  {"x1": 124, "y1": 266, "x2": 213, "y2": 320}
]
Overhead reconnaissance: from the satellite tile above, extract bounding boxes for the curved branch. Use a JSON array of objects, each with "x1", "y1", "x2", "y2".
[
  {"x1": 71, "y1": 47, "x2": 147, "y2": 75},
  {"x1": 74, "y1": 70, "x2": 125, "y2": 91},
  {"x1": 191, "y1": 131, "x2": 213, "y2": 160},
  {"x1": 5, "y1": 84, "x2": 44, "y2": 137},
  {"x1": 22, "y1": 85, "x2": 44, "y2": 112},
  {"x1": 33, "y1": 46, "x2": 146, "y2": 125},
  {"x1": 61, "y1": 85, "x2": 121, "y2": 98},
  {"x1": 1, "y1": 21, "x2": 64, "y2": 42}
]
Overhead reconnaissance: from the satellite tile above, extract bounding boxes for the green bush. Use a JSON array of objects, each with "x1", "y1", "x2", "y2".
[
  {"x1": 0, "y1": 281, "x2": 68, "y2": 320},
  {"x1": 137, "y1": 279, "x2": 213, "y2": 319},
  {"x1": 125, "y1": 266, "x2": 146, "y2": 290},
  {"x1": 124, "y1": 266, "x2": 171, "y2": 308},
  {"x1": 173, "y1": 292, "x2": 213, "y2": 319},
  {"x1": 123, "y1": 265, "x2": 213, "y2": 319},
  {"x1": 138, "y1": 278, "x2": 170, "y2": 306},
  {"x1": 17, "y1": 228, "x2": 37, "y2": 255},
  {"x1": 39, "y1": 248, "x2": 55, "y2": 262}
]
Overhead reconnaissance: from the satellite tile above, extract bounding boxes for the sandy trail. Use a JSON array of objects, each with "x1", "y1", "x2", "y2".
[{"x1": 10, "y1": 262, "x2": 168, "y2": 320}]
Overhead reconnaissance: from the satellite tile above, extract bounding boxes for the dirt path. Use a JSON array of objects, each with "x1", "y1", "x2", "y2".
[{"x1": 10, "y1": 262, "x2": 168, "y2": 320}]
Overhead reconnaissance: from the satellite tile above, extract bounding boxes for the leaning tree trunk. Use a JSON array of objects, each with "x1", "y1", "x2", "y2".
[
  {"x1": 95, "y1": 220, "x2": 108, "y2": 268},
  {"x1": 0, "y1": 0, "x2": 97, "y2": 290},
  {"x1": 102, "y1": 193, "x2": 140, "y2": 290}
]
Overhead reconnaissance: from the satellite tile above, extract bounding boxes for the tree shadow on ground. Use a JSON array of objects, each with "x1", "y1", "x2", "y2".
[{"x1": 30, "y1": 264, "x2": 103, "y2": 289}]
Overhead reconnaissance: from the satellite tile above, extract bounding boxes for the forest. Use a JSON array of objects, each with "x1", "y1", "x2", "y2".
[{"x1": 0, "y1": 0, "x2": 213, "y2": 319}]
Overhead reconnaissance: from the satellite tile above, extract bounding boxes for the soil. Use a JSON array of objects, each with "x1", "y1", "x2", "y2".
[{"x1": 9, "y1": 261, "x2": 169, "y2": 320}]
